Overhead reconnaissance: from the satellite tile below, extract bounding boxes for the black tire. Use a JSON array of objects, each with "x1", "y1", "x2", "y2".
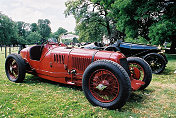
[
  {"x1": 127, "y1": 57, "x2": 152, "y2": 90},
  {"x1": 82, "y1": 60, "x2": 131, "y2": 109},
  {"x1": 5, "y1": 54, "x2": 26, "y2": 82},
  {"x1": 143, "y1": 53, "x2": 166, "y2": 74},
  {"x1": 160, "y1": 53, "x2": 168, "y2": 64}
]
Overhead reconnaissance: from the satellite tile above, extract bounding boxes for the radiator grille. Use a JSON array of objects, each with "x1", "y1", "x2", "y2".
[
  {"x1": 72, "y1": 57, "x2": 91, "y2": 71},
  {"x1": 54, "y1": 54, "x2": 65, "y2": 64}
]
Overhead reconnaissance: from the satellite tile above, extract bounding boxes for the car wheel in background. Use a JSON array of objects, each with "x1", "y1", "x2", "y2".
[
  {"x1": 143, "y1": 53, "x2": 166, "y2": 74},
  {"x1": 127, "y1": 57, "x2": 152, "y2": 90}
]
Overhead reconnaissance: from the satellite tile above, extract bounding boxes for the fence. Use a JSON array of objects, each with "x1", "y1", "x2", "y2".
[{"x1": 0, "y1": 45, "x2": 20, "y2": 58}]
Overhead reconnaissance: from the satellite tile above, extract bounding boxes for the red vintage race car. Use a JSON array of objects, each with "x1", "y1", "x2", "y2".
[{"x1": 5, "y1": 41, "x2": 152, "y2": 109}]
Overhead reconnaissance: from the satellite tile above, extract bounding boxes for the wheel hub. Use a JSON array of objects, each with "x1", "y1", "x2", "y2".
[
  {"x1": 151, "y1": 62, "x2": 155, "y2": 66},
  {"x1": 96, "y1": 84, "x2": 107, "y2": 91},
  {"x1": 10, "y1": 66, "x2": 13, "y2": 72}
]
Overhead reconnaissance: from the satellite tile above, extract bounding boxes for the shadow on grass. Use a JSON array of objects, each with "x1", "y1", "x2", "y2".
[
  {"x1": 23, "y1": 74, "x2": 82, "y2": 91},
  {"x1": 128, "y1": 89, "x2": 154, "y2": 103},
  {"x1": 156, "y1": 67, "x2": 175, "y2": 75},
  {"x1": 158, "y1": 54, "x2": 176, "y2": 75},
  {"x1": 117, "y1": 89, "x2": 155, "y2": 112},
  {"x1": 23, "y1": 74, "x2": 156, "y2": 112},
  {"x1": 159, "y1": 69, "x2": 171, "y2": 75}
]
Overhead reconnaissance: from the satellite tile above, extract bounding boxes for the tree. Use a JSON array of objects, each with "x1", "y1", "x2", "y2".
[
  {"x1": 16, "y1": 21, "x2": 30, "y2": 37},
  {"x1": 38, "y1": 19, "x2": 51, "y2": 42},
  {"x1": 65, "y1": 0, "x2": 121, "y2": 43},
  {"x1": 31, "y1": 23, "x2": 39, "y2": 32},
  {"x1": 0, "y1": 13, "x2": 18, "y2": 45},
  {"x1": 17, "y1": 36, "x2": 28, "y2": 45},
  {"x1": 16, "y1": 21, "x2": 30, "y2": 44},
  {"x1": 73, "y1": 37, "x2": 79, "y2": 43},
  {"x1": 52, "y1": 27, "x2": 68, "y2": 39},
  {"x1": 110, "y1": 0, "x2": 176, "y2": 53},
  {"x1": 66, "y1": 0, "x2": 176, "y2": 53},
  {"x1": 26, "y1": 32, "x2": 42, "y2": 44},
  {"x1": 76, "y1": 21, "x2": 105, "y2": 42}
]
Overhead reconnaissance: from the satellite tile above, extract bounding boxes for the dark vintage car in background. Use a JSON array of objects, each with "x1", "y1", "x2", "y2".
[
  {"x1": 5, "y1": 41, "x2": 152, "y2": 109},
  {"x1": 84, "y1": 41, "x2": 168, "y2": 74}
]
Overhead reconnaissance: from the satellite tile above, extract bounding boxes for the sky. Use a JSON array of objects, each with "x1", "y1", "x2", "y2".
[{"x1": 0, "y1": 0, "x2": 76, "y2": 32}]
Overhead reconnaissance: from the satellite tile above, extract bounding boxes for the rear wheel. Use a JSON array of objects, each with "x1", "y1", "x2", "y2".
[
  {"x1": 127, "y1": 57, "x2": 152, "y2": 90},
  {"x1": 143, "y1": 53, "x2": 166, "y2": 74},
  {"x1": 5, "y1": 54, "x2": 26, "y2": 82},
  {"x1": 82, "y1": 60, "x2": 131, "y2": 109}
]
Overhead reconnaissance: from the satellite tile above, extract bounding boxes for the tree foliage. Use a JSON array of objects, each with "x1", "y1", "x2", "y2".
[
  {"x1": 17, "y1": 19, "x2": 51, "y2": 44},
  {"x1": 26, "y1": 32, "x2": 42, "y2": 44},
  {"x1": 65, "y1": 0, "x2": 176, "y2": 53},
  {"x1": 0, "y1": 13, "x2": 18, "y2": 45},
  {"x1": 65, "y1": 0, "x2": 120, "y2": 42},
  {"x1": 38, "y1": 19, "x2": 51, "y2": 41},
  {"x1": 16, "y1": 21, "x2": 30, "y2": 37},
  {"x1": 110, "y1": 0, "x2": 176, "y2": 53},
  {"x1": 16, "y1": 21, "x2": 31, "y2": 44},
  {"x1": 31, "y1": 23, "x2": 39, "y2": 32},
  {"x1": 52, "y1": 27, "x2": 68, "y2": 39},
  {"x1": 76, "y1": 21, "x2": 105, "y2": 42}
]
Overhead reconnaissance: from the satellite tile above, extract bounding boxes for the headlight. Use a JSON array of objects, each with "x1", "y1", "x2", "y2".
[
  {"x1": 161, "y1": 50, "x2": 165, "y2": 53},
  {"x1": 157, "y1": 45, "x2": 162, "y2": 50}
]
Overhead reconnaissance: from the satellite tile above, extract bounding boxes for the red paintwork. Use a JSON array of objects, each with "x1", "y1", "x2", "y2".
[
  {"x1": 132, "y1": 67, "x2": 141, "y2": 79},
  {"x1": 20, "y1": 43, "x2": 144, "y2": 90},
  {"x1": 131, "y1": 79, "x2": 145, "y2": 90}
]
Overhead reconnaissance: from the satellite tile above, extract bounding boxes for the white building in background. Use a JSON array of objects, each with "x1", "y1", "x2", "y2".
[
  {"x1": 59, "y1": 34, "x2": 79, "y2": 43},
  {"x1": 102, "y1": 35, "x2": 110, "y2": 44}
]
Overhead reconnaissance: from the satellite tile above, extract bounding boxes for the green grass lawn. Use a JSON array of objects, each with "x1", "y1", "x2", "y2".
[{"x1": 0, "y1": 47, "x2": 176, "y2": 118}]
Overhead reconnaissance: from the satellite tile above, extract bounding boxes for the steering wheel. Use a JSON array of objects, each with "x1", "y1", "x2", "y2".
[
  {"x1": 104, "y1": 40, "x2": 122, "y2": 51},
  {"x1": 114, "y1": 40, "x2": 122, "y2": 47},
  {"x1": 94, "y1": 42, "x2": 104, "y2": 47}
]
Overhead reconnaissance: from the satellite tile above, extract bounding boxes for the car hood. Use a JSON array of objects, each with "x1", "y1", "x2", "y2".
[{"x1": 119, "y1": 43, "x2": 158, "y2": 50}]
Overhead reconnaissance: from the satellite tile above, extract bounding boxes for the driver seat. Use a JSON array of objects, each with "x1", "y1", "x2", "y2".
[{"x1": 29, "y1": 45, "x2": 43, "y2": 61}]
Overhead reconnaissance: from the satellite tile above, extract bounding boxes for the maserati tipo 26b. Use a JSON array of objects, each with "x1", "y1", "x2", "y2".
[{"x1": 5, "y1": 41, "x2": 152, "y2": 109}]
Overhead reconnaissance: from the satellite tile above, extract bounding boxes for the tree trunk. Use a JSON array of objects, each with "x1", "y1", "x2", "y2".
[
  {"x1": 170, "y1": 38, "x2": 176, "y2": 54},
  {"x1": 5, "y1": 46, "x2": 7, "y2": 58},
  {"x1": 104, "y1": 10, "x2": 112, "y2": 44},
  {"x1": 106, "y1": 19, "x2": 112, "y2": 42},
  {"x1": 9, "y1": 46, "x2": 11, "y2": 54},
  {"x1": 144, "y1": 35, "x2": 151, "y2": 42}
]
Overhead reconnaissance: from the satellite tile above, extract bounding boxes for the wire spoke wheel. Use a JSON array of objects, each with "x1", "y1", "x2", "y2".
[
  {"x1": 145, "y1": 55, "x2": 163, "y2": 73},
  {"x1": 89, "y1": 69, "x2": 119, "y2": 102},
  {"x1": 5, "y1": 54, "x2": 26, "y2": 83},
  {"x1": 82, "y1": 60, "x2": 131, "y2": 109},
  {"x1": 127, "y1": 57, "x2": 152, "y2": 90},
  {"x1": 129, "y1": 63, "x2": 144, "y2": 81},
  {"x1": 6, "y1": 58, "x2": 19, "y2": 80},
  {"x1": 143, "y1": 53, "x2": 166, "y2": 74}
]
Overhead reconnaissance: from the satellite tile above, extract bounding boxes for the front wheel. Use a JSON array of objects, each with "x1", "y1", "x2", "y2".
[
  {"x1": 5, "y1": 54, "x2": 26, "y2": 82},
  {"x1": 82, "y1": 60, "x2": 131, "y2": 110},
  {"x1": 127, "y1": 57, "x2": 152, "y2": 90}
]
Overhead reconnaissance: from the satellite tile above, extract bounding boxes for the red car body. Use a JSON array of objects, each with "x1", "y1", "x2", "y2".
[{"x1": 20, "y1": 43, "x2": 129, "y2": 86}]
